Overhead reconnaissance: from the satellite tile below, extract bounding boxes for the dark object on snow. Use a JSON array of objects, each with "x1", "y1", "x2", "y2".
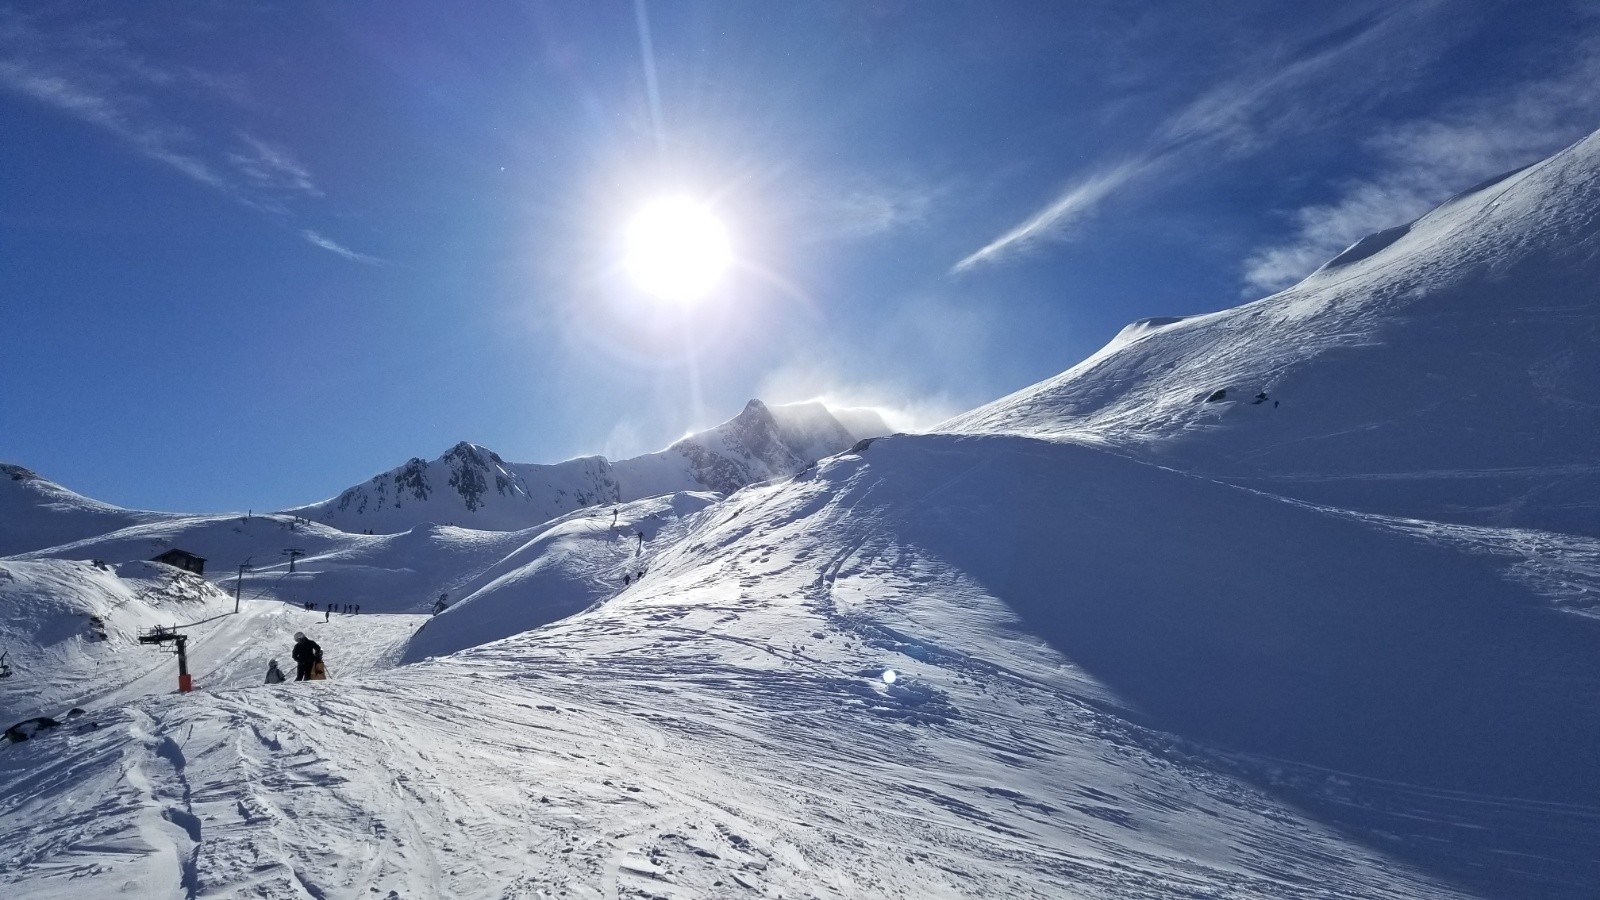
[
  {"x1": 623, "y1": 573, "x2": 630, "y2": 586},
  {"x1": 265, "y1": 660, "x2": 286, "y2": 685},
  {"x1": 0, "y1": 650, "x2": 11, "y2": 679},
  {"x1": 138, "y1": 625, "x2": 193, "y2": 693},
  {"x1": 1274, "y1": 400, "x2": 1280, "y2": 408},
  {"x1": 4, "y1": 716, "x2": 61, "y2": 743},
  {"x1": 150, "y1": 548, "x2": 206, "y2": 575},
  {"x1": 1205, "y1": 389, "x2": 1228, "y2": 403},
  {"x1": 291, "y1": 633, "x2": 323, "y2": 681},
  {"x1": 1252, "y1": 392, "x2": 1269, "y2": 404}
]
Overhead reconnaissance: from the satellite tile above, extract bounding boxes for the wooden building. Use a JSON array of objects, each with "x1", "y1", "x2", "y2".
[{"x1": 150, "y1": 548, "x2": 206, "y2": 576}]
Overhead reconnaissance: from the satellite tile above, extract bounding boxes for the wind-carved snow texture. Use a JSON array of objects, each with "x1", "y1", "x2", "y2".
[{"x1": 6, "y1": 128, "x2": 1600, "y2": 898}]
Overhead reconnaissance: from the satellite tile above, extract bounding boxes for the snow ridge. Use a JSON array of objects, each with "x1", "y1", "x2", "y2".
[{"x1": 943, "y1": 128, "x2": 1600, "y2": 534}]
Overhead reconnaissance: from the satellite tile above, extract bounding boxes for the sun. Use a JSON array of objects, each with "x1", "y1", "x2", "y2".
[{"x1": 623, "y1": 196, "x2": 732, "y2": 302}]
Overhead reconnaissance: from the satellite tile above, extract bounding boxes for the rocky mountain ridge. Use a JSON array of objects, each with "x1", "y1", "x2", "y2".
[{"x1": 290, "y1": 399, "x2": 889, "y2": 534}]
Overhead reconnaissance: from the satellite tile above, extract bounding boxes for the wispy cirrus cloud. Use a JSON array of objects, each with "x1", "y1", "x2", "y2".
[
  {"x1": 0, "y1": 6, "x2": 372, "y2": 263},
  {"x1": 952, "y1": 159, "x2": 1150, "y2": 273},
  {"x1": 0, "y1": 58, "x2": 230, "y2": 191},
  {"x1": 229, "y1": 133, "x2": 323, "y2": 198},
  {"x1": 951, "y1": 4, "x2": 1445, "y2": 275},
  {"x1": 1241, "y1": 40, "x2": 1600, "y2": 294},
  {"x1": 776, "y1": 173, "x2": 943, "y2": 244},
  {"x1": 302, "y1": 230, "x2": 382, "y2": 265}
]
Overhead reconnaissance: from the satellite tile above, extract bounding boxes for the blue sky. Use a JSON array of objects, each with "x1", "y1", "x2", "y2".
[{"x1": 3, "y1": 1, "x2": 1598, "y2": 513}]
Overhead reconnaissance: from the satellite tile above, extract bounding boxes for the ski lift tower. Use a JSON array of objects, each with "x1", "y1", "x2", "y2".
[{"x1": 137, "y1": 626, "x2": 192, "y2": 693}]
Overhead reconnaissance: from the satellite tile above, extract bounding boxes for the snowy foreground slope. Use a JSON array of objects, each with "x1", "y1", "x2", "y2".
[
  {"x1": 5, "y1": 435, "x2": 1599, "y2": 898},
  {"x1": 946, "y1": 129, "x2": 1600, "y2": 535}
]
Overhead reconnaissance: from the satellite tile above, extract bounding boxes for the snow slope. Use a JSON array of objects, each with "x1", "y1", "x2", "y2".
[
  {"x1": 402, "y1": 491, "x2": 718, "y2": 662},
  {"x1": 291, "y1": 400, "x2": 887, "y2": 535},
  {"x1": 945, "y1": 129, "x2": 1600, "y2": 535},
  {"x1": 5, "y1": 434, "x2": 1598, "y2": 898},
  {"x1": 0, "y1": 464, "x2": 175, "y2": 557},
  {"x1": 0, "y1": 557, "x2": 424, "y2": 726}
]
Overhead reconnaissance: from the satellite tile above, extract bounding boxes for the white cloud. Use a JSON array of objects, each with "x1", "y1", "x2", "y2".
[
  {"x1": 756, "y1": 367, "x2": 963, "y2": 435},
  {"x1": 302, "y1": 230, "x2": 382, "y2": 265},
  {"x1": 0, "y1": 59, "x2": 229, "y2": 191},
  {"x1": 1241, "y1": 39, "x2": 1600, "y2": 295},
  {"x1": 952, "y1": 159, "x2": 1150, "y2": 273},
  {"x1": 779, "y1": 176, "x2": 941, "y2": 243},
  {"x1": 0, "y1": 9, "x2": 352, "y2": 258},
  {"x1": 229, "y1": 133, "x2": 322, "y2": 197},
  {"x1": 600, "y1": 418, "x2": 648, "y2": 461},
  {"x1": 951, "y1": 5, "x2": 1443, "y2": 274}
]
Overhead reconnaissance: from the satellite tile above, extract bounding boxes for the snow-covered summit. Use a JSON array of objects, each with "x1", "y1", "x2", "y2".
[
  {"x1": 944, "y1": 127, "x2": 1600, "y2": 534},
  {"x1": 292, "y1": 399, "x2": 885, "y2": 534}
]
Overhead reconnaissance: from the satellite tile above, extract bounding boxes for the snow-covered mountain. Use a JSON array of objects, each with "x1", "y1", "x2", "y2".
[
  {"x1": 0, "y1": 463, "x2": 175, "y2": 557},
  {"x1": 946, "y1": 130, "x2": 1600, "y2": 535},
  {"x1": 290, "y1": 399, "x2": 888, "y2": 534},
  {"x1": 6, "y1": 131, "x2": 1600, "y2": 899}
]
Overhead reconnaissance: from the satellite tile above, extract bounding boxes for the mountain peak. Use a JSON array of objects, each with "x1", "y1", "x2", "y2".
[
  {"x1": 294, "y1": 399, "x2": 873, "y2": 534},
  {"x1": 1, "y1": 463, "x2": 39, "y2": 482}
]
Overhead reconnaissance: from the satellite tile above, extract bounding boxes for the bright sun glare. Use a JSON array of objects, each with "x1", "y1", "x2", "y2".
[{"x1": 624, "y1": 196, "x2": 732, "y2": 302}]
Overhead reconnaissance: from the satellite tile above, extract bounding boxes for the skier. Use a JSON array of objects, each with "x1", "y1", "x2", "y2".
[
  {"x1": 264, "y1": 659, "x2": 286, "y2": 685},
  {"x1": 291, "y1": 632, "x2": 323, "y2": 682}
]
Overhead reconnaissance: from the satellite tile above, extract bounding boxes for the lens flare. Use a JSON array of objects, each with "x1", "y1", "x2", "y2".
[{"x1": 882, "y1": 668, "x2": 898, "y2": 684}]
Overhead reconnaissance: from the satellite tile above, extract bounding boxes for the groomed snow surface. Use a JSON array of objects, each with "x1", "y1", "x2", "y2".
[{"x1": 5, "y1": 129, "x2": 1600, "y2": 899}]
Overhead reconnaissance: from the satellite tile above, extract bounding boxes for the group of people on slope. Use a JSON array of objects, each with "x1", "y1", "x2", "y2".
[{"x1": 264, "y1": 632, "x2": 324, "y2": 684}]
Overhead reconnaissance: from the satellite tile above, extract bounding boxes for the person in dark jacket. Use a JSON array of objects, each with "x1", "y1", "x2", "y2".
[
  {"x1": 291, "y1": 632, "x2": 322, "y2": 682},
  {"x1": 265, "y1": 659, "x2": 286, "y2": 684}
]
